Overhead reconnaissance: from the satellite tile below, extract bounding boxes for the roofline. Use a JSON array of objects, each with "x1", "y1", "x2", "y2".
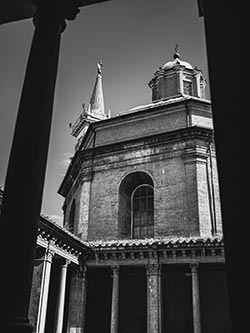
[
  {"x1": 88, "y1": 235, "x2": 223, "y2": 250},
  {"x1": 76, "y1": 96, "x2": 211, "y2": 152}
]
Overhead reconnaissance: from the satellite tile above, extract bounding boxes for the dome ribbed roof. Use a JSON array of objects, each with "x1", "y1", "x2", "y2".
[
  {"x1": 162, "y1": 59, "x2": 193, "y2": 70},
  {"x1": 162, "y1": 51, "x2": 193, "y2": 70}
]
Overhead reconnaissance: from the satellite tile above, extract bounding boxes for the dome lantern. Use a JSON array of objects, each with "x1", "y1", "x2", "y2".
[{"x1": 149, "y1": 49, "x2": 206, "y2": 101}]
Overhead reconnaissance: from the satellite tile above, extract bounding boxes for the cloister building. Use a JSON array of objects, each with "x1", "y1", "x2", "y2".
[{"x1": 0, "y1": 51, "x2": 231, "y2": 332}]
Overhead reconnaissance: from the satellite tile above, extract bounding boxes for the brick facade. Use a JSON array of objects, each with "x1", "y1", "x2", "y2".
[{"x1": 59, "y1": 99, "x2": 222, "y2": 242}]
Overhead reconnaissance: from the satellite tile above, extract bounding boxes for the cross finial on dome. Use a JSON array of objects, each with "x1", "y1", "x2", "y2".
[
  {"x1": 97, "y1": 60, "x2": 103, "y2": 75},
  {"x1": 173, "y1": 44, "x2": 180, "y2": 59}
]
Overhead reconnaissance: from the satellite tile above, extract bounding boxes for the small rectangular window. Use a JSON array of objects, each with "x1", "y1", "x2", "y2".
[{"x1": 183, "y1": 80, "x2": 193, "y2": 95}]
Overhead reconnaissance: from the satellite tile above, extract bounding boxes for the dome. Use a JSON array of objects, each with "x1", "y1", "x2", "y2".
[
  {"x1": 162, "y1": 58, "x2": 193, "y2": 70},
  {"x1": 162, "y1": 52, "x2": 193, "y2": 70}
]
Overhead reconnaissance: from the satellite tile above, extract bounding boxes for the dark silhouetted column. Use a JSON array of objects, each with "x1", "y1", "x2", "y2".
[
  {"x1": 0, "y1": 1, "x2": 80, "y2": 331},
  {"x1": 198, "y1": 1, "x2": 242, "y2": 330}
]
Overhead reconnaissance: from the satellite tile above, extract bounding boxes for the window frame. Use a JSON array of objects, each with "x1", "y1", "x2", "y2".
[{"x1": 130, "y1": 184, "x2": 154, "y2": 239}]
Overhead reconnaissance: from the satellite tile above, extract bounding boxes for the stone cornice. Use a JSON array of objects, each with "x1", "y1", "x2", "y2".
[
  {"x1": 86, "y1": 236, "x2": 224, "y2": 267},
  {"x1": 79, "y1": 126, "x2": 213, "y2": 172},
  {"x1": 58, "y1": 125, "x2": 214, "y2": 197},
  {"x1": 83, "y1": 126, "x2": 213, "y2": 158},
  {"x1": 77, "y1": 97, "x2": 211, "y2": 152},
  {"x1": 38, "y1": 215, "x2": 91, "y2": 264}
]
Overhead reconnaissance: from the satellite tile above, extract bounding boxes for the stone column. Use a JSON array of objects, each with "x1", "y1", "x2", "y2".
[
  {"x1": 0, "y1": 1, "x2": 80, "y2": 332},
  {"x1": 67, "y1": 266, "x2": 87, "y2": 333},
  {"x1": 110, "y1": 265, "x2": 119, "y2": 333},
  {"x1": 146, "y1": 263, "x2": 161, "y2": 333},
  {"x1": 55, "y1": 260, "x2": 70, "y2": 333},
  {"x1": 36, "y1": 248, "x2": 54, "y2": 333},
  {"x1": 190, "y1": 263, "x2": 201, "y2": 333}
]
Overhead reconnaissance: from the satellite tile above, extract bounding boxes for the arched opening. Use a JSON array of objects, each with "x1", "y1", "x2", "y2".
[
  {"x1": 68, "y1": 199, "x2": 76, "y2": 233},
  {"x1": 131, "y1": 184, "x2": 154, "y2": 238},
  {"x1": 118, "y1": 172, "x2": 154, "y2": 239}
]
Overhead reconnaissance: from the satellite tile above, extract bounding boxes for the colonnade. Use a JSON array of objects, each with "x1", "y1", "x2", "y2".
[
  {"x1": 35, "y1": 258, "x2": 202, "y2": 333},
  {"x1": 108, "y1": 262, "x2": 201, "y2": 333},
  {"x1": 35, "y1": 248, "x2": 71, "y2": 333}
]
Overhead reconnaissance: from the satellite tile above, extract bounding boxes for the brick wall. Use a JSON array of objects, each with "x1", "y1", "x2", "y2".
[
  {"x1": 61, "y1": 99, "x2": 221, "y2": 242},
  {"x1": 67, "y1": 127, "x2": 222, "y2": 241}
]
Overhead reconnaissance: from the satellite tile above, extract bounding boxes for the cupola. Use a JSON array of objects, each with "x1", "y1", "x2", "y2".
[{"x1": 149, "y1": 49, "x2": 206, "y2": 101}]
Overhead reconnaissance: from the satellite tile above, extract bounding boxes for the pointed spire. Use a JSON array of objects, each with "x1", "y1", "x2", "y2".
[
  {"x1": 70, "y1": 61, "x2": 109, "y2": 147},
  {"x1": 89, "y1": 61, "x2": 105, "y2": 116}
]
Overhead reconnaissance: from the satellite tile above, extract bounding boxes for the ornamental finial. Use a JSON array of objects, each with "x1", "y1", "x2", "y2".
[
  {"x1": 97, "y1": 60, "x2": 103, "y2": 75},
  {"x1": 173, "y1": 44, "x2": 180, "y2": 59}
]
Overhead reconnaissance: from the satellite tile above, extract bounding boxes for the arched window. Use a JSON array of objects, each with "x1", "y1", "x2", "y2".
[
  {"x1": 118, "y1": 172, "x2": 154, "y2": 239},
  {"x1": 68, "y1": 199, "x2": 76, "y2": 233},
  {"x1": 131, "y1": 184, "x2": 154, "y2": 238}
]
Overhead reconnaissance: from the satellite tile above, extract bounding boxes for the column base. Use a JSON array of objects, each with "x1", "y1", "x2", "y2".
[{"x1": 69, "y1": 328, "x2": 83, "y2": 333}]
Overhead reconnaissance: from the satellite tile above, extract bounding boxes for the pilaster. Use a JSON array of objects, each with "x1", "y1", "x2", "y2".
[
  {"x1": 183, "y1": 146, "x2": 212, "y2": 237},
  {"x1": 78, "y1": 177, "x2": 92, "y2": 240}
]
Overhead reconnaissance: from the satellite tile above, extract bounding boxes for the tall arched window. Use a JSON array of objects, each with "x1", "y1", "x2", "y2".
[
  {"x1": 131, "y1": 184, "x2": 154, "y2": 238},
  {"x1": 68, "y1": 199, "x2": 76, "y2": 233},
  {"x1": 118, "y1": 172, "x2": 154, "y2": 239}
]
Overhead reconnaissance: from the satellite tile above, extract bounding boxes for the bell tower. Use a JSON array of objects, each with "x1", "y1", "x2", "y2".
[{"x1": 70, "y1": 61, "x2": 109, "y2": 151}]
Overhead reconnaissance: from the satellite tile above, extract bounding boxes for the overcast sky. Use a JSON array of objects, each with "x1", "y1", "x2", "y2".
[{"x1": 0, "y1": 0, "x2": 209, "y2": 225}]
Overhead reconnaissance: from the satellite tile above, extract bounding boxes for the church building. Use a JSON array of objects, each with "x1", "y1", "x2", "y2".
[
  {"x1": 57, "y1": 51, "x2": 230, "y2": 332},
  {"x1": 0, "y1": 51, "x2": 231, "y2": 332}
]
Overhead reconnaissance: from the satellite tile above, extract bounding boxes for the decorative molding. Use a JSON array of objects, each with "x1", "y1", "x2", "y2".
[
  {"x1": 87, "y1": 238, "x2": 225, "y2": 267},
  {"x1": 183, "y1": 146, "x2": 208, "y2": 164},
  {"x1": 37, "y1": 235, "x2": 79, "y2": 265}
]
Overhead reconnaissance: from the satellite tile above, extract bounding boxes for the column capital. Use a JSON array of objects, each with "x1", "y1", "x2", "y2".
[
  {"x1": 190, "y1": 262, "x2": 199, "y2": 273},
  {"x1": 183, "y1": 147, "x2": 208, "y2": 165},
  {"x1": 44, "y1": 247, "x2": 54, "y2": 263},
  {"x1": 146, "y1": 263, "x2": 161, "y2": 276},
  {"x1": 111, "y1": 265, "x2": 120, "y2": 278},
  {"x1": 62, "y1": 259, "x2": 71, "y2": 268},
  {"x1": 111, "y1": 265, "x2": 120, "y2": 271},
  {"x1": 79, "y1": 264, "x2": 87, "y2": 278},
  {"x1": 32, "y1": 0, "x2": 81, "y2": 31}
]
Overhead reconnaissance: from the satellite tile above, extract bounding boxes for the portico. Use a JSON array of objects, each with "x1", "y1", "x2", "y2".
[{"x1": 82, "y1": 236, "x2": 226, "y2": 333}]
